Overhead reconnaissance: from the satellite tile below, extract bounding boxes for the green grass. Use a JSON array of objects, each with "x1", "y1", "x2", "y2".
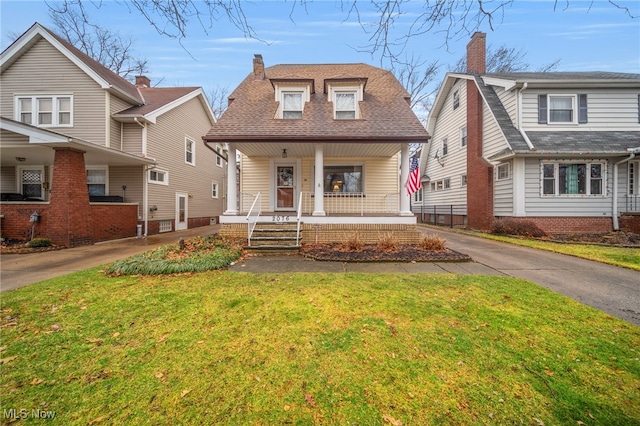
[
  {"x1": 477, "y1": 233, "x2": 640, "y2": 271},
  {"x1": 2, "y1": 269, "x2": 639, "y2": 425}
]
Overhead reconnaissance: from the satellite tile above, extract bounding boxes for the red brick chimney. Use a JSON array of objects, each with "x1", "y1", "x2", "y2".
[
  {"x1": 466, "y1": 32, "x2": 486, "y2": 74},
  {"x1": 135, "y1": 75, "x2": 151, "y2": 87},
  {"x1": 253, "y1": 54, "x2": 265, "y2": 80},
  {"x1": 465, "y1": 32, "x2": 494, "y2": 230}
]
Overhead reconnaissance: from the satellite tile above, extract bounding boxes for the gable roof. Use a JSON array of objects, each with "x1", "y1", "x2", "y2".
[
  {"x1": 204, "y1": 62, "x2": 428, "y2": 143},
  {"x1": 2, "y1": 22, "x2": 215, "y2": 125}
]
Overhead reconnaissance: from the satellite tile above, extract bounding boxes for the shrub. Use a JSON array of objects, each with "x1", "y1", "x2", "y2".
[
  {"x1": 492, "y1": 218, "x2": 546, "y2": 238},
  {"x1": 418, "y1": 234, "x2": 447, "y2": 251},
  {"x1": 26, "y1": 238, "x2": 52, "y2": 248},
  {"x1": 105, "y1": 235, "x2": 242, "y2": 276},
  {"x1": 341, "y1": 232, "x2": 364, "y2": 252},
  {"x1": 377, "y1": 232, "x2": 399, "y2": 252}
]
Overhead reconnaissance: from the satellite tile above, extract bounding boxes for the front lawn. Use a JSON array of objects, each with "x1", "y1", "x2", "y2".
[{"x1": 1, "y1": 270, "x2": 638, "y2": 425}]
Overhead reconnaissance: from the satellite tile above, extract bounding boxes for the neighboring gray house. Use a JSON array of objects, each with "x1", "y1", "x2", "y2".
[
  {"x1": 0, "y1": 23, "x2": 223, "y2": 246},
  {"x1": 417, "y1": 32, "x2": 640, "y2": 234}
]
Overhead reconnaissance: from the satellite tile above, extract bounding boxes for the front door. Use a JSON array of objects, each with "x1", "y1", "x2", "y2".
[
  {"x1": 176, "y1": 192, "x2": 188, "y2": 230},
  {"x1": 276, "y1": 165, "x2": 295, "y2": 210}
]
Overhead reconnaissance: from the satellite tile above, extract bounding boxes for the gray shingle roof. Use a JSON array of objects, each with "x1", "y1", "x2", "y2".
[
  {"x1": 485, "y1": 71, "x2": 640, "y2": 81},
  {"x1": 525, "y1": 131, "x2": 640, "y2": 154},
  {"x1": 204, "y1": 62, "x2": 429, "y2": 143}
]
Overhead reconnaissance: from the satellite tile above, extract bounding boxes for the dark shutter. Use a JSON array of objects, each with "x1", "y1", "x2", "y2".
[
  {"x1": 578, "y1": 94, "x2": 588, "y2": 123},
  {"x1": 538, "y1": 94, "x2": 547, "y2": 124}
]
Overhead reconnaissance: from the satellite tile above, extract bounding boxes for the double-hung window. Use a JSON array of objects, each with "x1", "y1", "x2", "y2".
[
  {"x1": 497, "y1": 163, "x2": 510, "y2": 180},
  {"x1": 212, "y1": 182, "x2": 219, "y2": 198},
  {"x1": 453, "y1": 90, "x2": 460, "y2": 110},
  {"x1": 86, "y1": 167, "x2": 108, "y2": 196},
  {"x1": 538, "y1": 94, "x2": 588, "y2": 124},
  {"x1": 442, "y1": 137, "x2": 449, "y2": 156},
  {"x1": 334, "y1": 91, "x2": 356, "y2": 119},
  {"x1": 16, "y1": 95, "x2": 73, "y2": 127},
  {"x1": 215, "y1": 146, "x2": 223, "y2": 167},
  {"x1": 185, "y1": 138, "x2": 195, "y2": 165},
  {"x1": 460, "y1": 126, "x2": 467, "y2": 147},
  {"x1": 541, "y1": 161, "x2": 604, "y2": 196},
  {"x1": 282, "y1": 92, "x2": 303, "y2": 119},
  {"x1": 18, "y1": 166, "x2": 44, "y2": 199}
]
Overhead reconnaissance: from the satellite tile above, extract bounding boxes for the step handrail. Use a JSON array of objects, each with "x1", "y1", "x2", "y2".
[
  {"x1": 296, "y1": 192, "x2": 303, "y2": 245},
  {"x1": 246, "y1": 192, "x2": 262, "y2": 246}
]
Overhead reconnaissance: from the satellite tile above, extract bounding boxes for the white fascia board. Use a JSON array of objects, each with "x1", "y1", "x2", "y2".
[
  {"x1": 482, "y1": 76, "x2": 517, "y2": 91},
  {"x1": 0, "y1": 117, "x2": 69, "y2": 143},
  {"x1": 426, "y1": 73, "x2": 474, "y2": 135}
]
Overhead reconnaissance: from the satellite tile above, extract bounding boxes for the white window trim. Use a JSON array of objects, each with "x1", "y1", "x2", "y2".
[
  {"x1": 453, "y1": 90, "x2": 460, "y2": 110},
  {"x1": 148, "y1": 168, "x2": 169, "y2": 185},
  {"x1": 212, "y1": 181, "x2": 219, "y2": 199},
  {"x1": 15, "y1": 95, "x2": 73, "y2": 127},
  {"x1": 315, "y1": 163, "x2": 365, "y2": 194},
  {"x1": 430, "y1": 177, "x2": 451, "y2": 191},
  {"x1": 327, "y1": 84, "x2": 363, "y2": 120},
  {"x1": 540, "y1": 160, "x2": 606, "y2": 197},
  {"x1": 461, "y1": 174, "x2": 467, "y2": 187},
  {"x1": 496, "y1": 163, "x2": 510, "y2": 180},
  {"x1": 16, "y1": 165, "x2": 45, "y2": 199},
  {"x1": 441, "y1": 137, "x2": 449, "y2": 157},
  {"x1": 185, "y1": 137, "x2": 195, "y2": 166},
  {"x1": 86, "y1": 166, "x2": 109, "y2": 196},
  {"x1": 460, "y1": 126, "x2": 467, "y2": 148},
  {"x1": 547, "y1": 94, "x2": 577, "y2": 124},
  {"x1": 629, "y1": 161, "x2": 639, "y2": 195},
  {"x1": 274, "y1": 84, "x2": 310, "y2": 119},
  {"x1": 215, "y1": 146, "x2": 223, "y2": 167}
]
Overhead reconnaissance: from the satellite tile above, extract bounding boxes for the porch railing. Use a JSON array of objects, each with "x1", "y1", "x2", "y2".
[
  {"x1": 296, "y1": 193, "x2": 303, "y2": 244},
  {"x1": 246, "y1": 192, "x2": 262, "y2": 246},
  {"x1": 300, "y1": 192, "x2": 399, "y2": 215},
  {"x1": 624, "y1": 194, "x2": 640, "y2": 212}
]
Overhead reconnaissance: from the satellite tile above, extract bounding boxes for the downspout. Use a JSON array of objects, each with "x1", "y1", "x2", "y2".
[
  {"x1": 613, "y1": 147, "x2": 640, "y2": 230},
  {"x1": 517, "y1": 83, "x2": 534, "y2": 150}
]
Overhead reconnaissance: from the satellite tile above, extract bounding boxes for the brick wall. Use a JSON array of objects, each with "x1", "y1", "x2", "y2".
[
  {"x1": 0, "y1": 203, "x2": 49, "y2": 241},
  {"x1": 619, "y1": 214, "x2": 640, "y2": 234},
  {"x1": 524, "y1": 217, "x2": 612, "y2": 234},
  {"x1": 90, "y1": 204, "x2": 138, "y2": 241}
]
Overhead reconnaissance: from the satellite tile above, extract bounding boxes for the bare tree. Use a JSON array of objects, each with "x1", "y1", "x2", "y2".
[
  {"x1": 49, "y1": 1, "x2": 149, "y2": 80},
  {"x1": 205, "y1": 85, "x2": 231, "y2": 120},
  {"x1": 450, "y1": 44, "x2": 561, "y2": 73}
]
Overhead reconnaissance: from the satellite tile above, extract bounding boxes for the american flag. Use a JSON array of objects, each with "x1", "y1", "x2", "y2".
[{"x1": 406, "y1": 156, "x2": 422, "y2": 196}]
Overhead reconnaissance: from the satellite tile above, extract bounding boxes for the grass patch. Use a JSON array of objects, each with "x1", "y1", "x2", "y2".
[
  {"x1": 480, "y1": 233, "x2": 640, "y2": 271},
  {"x1": 104, "y1": 235, "x2": 242, "y2": 275},
  {"x1": 1, "y1": 270, "x2": 639, "y2": 425}
]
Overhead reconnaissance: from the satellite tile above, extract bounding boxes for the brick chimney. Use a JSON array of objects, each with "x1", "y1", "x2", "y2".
[
  {"x1": 253, "y1": 54, "x2": 264, "y2": 80},
  {"x1": 466, "y1": 32, "x2": 486, "y2": 74},
  {"x1": 465, "y1": 31, "x2": 494, "y2": 230},
  {"x1": 135, "y1": 75, "x2": 151, "y2": 87}
]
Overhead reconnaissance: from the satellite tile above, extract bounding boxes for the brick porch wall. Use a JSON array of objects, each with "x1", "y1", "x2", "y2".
[
  {"x1": 219, "y1": 223, "x2": 423, "y2": 245},
  {"x1": 619, "y1": 214, "x2": 640, "y2": 234},
  {"x1": 90, "y1": 204, "x2": 139, "y2": 241},
  {"x1": 0, "y1": 203, "x2": 49, "y2": 241}
]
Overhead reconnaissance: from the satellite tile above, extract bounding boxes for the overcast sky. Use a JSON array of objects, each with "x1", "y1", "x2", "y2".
[{"x1": 1, "y1": 0, "x2": 639, "y2": 93}]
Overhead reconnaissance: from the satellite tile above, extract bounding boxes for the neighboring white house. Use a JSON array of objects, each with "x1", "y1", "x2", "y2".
[
  {"x1": 417, "y1": 32, "x2": 640, "y2": 234},
  {"x1": 0, "y1": 23, "x2": 223, "y2": 246}
]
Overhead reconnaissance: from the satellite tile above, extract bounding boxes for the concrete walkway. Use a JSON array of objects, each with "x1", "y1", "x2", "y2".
[{"x1": 1, "y1": 224, "x2": 638, "y2": 326}]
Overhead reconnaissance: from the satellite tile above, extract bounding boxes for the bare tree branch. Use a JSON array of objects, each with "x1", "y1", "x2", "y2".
[
  {"x1": 449, "y1": 44, "x2": 561, "y2": 73},
  {"x1": 205, "y1": 85, "x2": 230, "y2": 120}
]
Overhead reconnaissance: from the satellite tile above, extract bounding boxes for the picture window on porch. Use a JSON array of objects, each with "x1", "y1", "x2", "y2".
[
  {"x1": 86, "y1": 167, "x2": 107, "y2": 196},
  {"x1": 324, "y1": 165, "x2": 363, "y2": 193},
  {"x1": 541, "y1": 161, "x2": 604, "y2": 196},
  {"x1": 16, "y1": 95, "x2": 73, "y2": 127}
]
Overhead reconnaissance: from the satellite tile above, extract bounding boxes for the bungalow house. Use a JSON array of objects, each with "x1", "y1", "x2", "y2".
[
  {"x1": 0, "y1": 23, "x2": 223, "y2": 247},
  {"x1": 203, "y1": 55, "x2": 429, "y2": 247},
  {"x1": 418, "y1": 32, "x2": 640, "y2": 234}
]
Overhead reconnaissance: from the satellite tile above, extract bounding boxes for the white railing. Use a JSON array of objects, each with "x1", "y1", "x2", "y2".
[
  {"x1": 296, "y1": 192, "x2": 303, "y2": 245},
  {"x1": 246, "y1": 192, "x2": 262, "y2": 246},
  {"x1": 300, "y1": 192, "x2": 399, "y2": 215}
]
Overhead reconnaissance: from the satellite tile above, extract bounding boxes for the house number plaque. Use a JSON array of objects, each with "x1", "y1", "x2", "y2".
[{"x1": 271, "y1": 215, "x2": 291, "y2": 222}]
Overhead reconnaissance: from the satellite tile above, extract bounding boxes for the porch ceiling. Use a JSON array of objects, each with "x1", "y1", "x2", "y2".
[
  {"x1": 232, "y1": 141, "x2": 403, "y2": 157},
  {"x1": 1, "y1": 143, "x2": 154, "y2": 167}
]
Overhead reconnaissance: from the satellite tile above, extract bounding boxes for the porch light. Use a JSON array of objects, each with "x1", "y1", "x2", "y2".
[
  {"x1": 282, "y1": 149, "x2": 287, "y2": 158},
  {"x1": 16, "y1": 157, "x2": 26, "y2": 162}
]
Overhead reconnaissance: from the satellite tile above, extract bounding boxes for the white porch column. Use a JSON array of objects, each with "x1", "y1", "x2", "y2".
[
  {"x1": 224, "y1": 143, "x2": 239, "y2": 215},
  {"x1": 312, "y1": 144, "x2": 326, "y2": 216},
  {"x1": 399, "y1": 143, "x2": 413, "y2": 216}
]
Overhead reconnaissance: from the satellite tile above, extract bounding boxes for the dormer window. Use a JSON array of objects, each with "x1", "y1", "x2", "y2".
[
  {"x1": 282, "y1": 92, "x2": 303, "y2": 119},
  {"x1": 271, "y1": 79, "x2": 314, "y2": 119},
  {"x1": 325, "y1": 78, "x2": 366, "y2": 120}
]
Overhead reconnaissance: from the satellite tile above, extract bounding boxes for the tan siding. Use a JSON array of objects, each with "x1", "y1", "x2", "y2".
[
  {"x1": 240, "y1": 155, "x2": 271, "y2": 211},
  {"x1": 1, "y1": 38, "x2": 110, "y2": 145},
  {"x1": 122, "y1": 123, "x2": 143, "y2": 155},
  {"x1": 109, "y1": 166, "x2": 144, "y2": 218},
  {"x1": 146, "y1": 96, "x2": 222, "y2": 221},
  {"x1": 1, "y1": 166, "x2": 17, "y2": 192},
  {"x1": 110, "y1": 95, "x2": 132, "y2": 151}
]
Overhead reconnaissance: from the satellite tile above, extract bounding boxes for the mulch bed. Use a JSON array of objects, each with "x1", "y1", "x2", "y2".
[
  {"x1": 545, "y1": 231, "x2": 640, "y2": 247},
  {"x1": 300, "y1": 244, "x2": 472, "y2": 263}
]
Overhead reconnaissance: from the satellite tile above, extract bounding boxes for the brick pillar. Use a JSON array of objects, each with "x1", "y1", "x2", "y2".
[
  {"x1": 47, "y1": 148, "x2": 94, "y2": 247},
  {"x1": 466, "y1": 32, "x2": 494, "y2": 231}
]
